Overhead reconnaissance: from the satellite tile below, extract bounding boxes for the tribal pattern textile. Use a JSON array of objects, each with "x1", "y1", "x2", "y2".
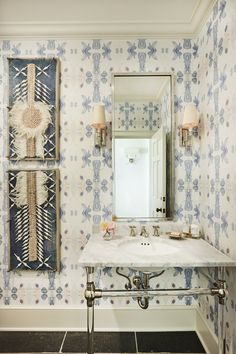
[
  {"x1": 8, "y1": 58, "x2": 59, "y2": 160},
  {"x1": 8, "y1": 169, "x2": 59, "y2": 271}
]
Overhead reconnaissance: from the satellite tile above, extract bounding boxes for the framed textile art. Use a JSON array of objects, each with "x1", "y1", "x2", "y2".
[
  {"x1": 8, "y1": 58, "x2": 60, "y2": 160},
  {"x1": 8, "y1": 169, "x2": 60, "y2": 271}
]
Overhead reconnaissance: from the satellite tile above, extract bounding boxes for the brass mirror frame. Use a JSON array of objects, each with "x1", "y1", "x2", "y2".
[{"x1": 112, "y1": 72, "x2": 175, "y2": 221}]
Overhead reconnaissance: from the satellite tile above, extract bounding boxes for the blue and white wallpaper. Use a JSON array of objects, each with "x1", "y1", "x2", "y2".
[
  {"x1": 196, "y1": 1, "x2": 236, "y2": 353},
  {"x1": 0, "y1": 0, "x2": 236, "y2": 351},
  {"x1": 0, "y1": 37, "x2": 199, "y2": 308},
  {"x1": 115, "y1": 101, "x2": 161, "y2": 132},
  {"x1": 114, "y1": 79, "x2": 171, "y2": 134}
]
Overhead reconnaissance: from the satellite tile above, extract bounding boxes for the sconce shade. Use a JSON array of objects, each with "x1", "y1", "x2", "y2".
[
  {"x1": 91, "y1": 105, "x2": 106, "y2": 129},
  {"x1": 182, "y1": 103, "x2": 198, "y2": 129}
]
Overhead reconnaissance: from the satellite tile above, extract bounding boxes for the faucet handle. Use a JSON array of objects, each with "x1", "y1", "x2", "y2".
[
  {"x1": 152, "y1": 225, "x2": 160, "y2": 237},
  {"x1": 129, "y1": 226, "x2": 137, "y2": 237},
  {"x1": 140, "y1": 226, "x2": 149, "y2": 237}
]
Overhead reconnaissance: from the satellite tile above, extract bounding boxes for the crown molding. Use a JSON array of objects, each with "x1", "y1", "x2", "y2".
[
  {"x1": 0, "y1": 21, "x2": 197, "y2": 39},
  {"x1": 0, "y1": 0, "x2": 217, "y2": 40},
  {"x1": 194, "y1": 0, "x2": 217, "y2": 35}
]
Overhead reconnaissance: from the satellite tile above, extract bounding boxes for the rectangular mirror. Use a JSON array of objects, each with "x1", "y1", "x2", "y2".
[{"x1": 112, "y1": 73, "x2": 174, "y2": 220}]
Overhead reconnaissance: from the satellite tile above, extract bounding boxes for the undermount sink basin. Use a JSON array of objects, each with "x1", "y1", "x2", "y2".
[
  {"x1": 119, "y1": 237, "x2": 179, "y2": 273},
  {"x1": 119, "y1": 237, "x2": 179, "y2": 257}
]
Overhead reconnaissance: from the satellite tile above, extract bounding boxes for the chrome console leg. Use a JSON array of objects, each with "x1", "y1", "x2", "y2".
[
  {"x1": 83, "y1": 265, "x2": 228, "y2": 354},
  {"x1": 85, "y1": 267, "x2": 95, "y2": 354},
  {"x1": 217, "y1": 267, "x2": 226, "y2": 354},
  {"x1": 87, "y1": 299, "x2": 94, "y2": 354}
]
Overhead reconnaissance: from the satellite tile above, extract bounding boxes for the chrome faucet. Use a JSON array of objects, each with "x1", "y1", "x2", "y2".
[
  {"x1": 140, "y1": 226, "x2": 149, "y2": 238},
  {"x1": 152, "y1": 225, "x2": 160, "y2": 237},
  {"x1": 129, "y1": 226, "x2": 137, "y2": 237}
]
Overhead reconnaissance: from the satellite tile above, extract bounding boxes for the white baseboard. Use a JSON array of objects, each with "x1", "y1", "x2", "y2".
[
  {"x1": 195, "y1": 308, "x2": 218, "y2": 354},
  {"x1": 0, "y1": 306, "x2": 195, "y2": 331},
  {"x1": 0, "y1": 306, "x2": 218, "y2": 353}
]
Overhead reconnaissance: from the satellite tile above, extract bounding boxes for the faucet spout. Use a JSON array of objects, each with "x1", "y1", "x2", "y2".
[{"x1": 140, "y1": 226, "x2": 149, "y2": 237}]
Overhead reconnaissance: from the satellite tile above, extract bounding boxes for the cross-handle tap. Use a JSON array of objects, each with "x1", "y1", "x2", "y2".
[
  {"x1": 140, "y1": 226, "x2": 149, "y2": 237},
  {"x1": 129, "y1": 226, "x2": 137, "y2": 237},
  {"x1": 152, "y1": 225, "x2": 160, "y2": 237}
]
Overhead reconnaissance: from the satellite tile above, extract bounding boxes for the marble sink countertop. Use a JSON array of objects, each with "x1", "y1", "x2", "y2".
[{"x1": 78, "y1": 234, "x2": 236, "y2": 268}]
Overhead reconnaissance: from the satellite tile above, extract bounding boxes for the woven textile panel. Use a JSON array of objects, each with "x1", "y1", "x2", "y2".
[
  {"x1": 8, "y1": 169, "x2": 60, "y2": 271},
  {"x1": 8, "y1": 58, "x2": 59, "y2": 160}
]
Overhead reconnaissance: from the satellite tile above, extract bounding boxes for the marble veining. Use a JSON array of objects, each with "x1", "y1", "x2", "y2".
[{"x1": 78, "y1": 235, "x2": 236, "y2": 268}]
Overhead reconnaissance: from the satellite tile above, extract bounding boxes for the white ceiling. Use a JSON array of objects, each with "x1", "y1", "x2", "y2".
[{"x1": 0, "y1": 0, "x2": 216, "y2": 38}]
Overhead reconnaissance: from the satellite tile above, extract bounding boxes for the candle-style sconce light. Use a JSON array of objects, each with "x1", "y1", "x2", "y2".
[
  {"x1": 91, "y1": 104, "x2": 106, "y2": 148},
  {"x1": 180, "y1": 103, "x2": 199, "y2": 148}
]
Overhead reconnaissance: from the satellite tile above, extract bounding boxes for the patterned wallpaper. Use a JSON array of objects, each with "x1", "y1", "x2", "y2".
[
  {"x1": 196, "y1": 1, "x2": 236, "y2": 353},
  {"x1": 113, "y1": 80, "x2": 171, "y2": 134},
  {"x1": 114, "y1": 101, "x2": 161, "y2": 131},
  {"x1": 1, "y1": 2, "x2": 235, "y2": 349},
  {"x1": 0, "y1": 38, "x2": 200, "y2": 308}
]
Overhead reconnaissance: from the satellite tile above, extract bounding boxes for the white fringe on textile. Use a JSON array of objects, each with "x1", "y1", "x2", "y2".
[
  {"x1": 13, "y1": 135, "x2": 45, "y2": 158},
  {"x1": 9, "y1": 100, "x2": 51, "y2": 157},
  {"x1": 14, "y1": 171, "x2": 48, "y2": 208}
]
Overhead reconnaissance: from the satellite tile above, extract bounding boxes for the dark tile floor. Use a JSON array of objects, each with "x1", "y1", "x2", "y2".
[
  {"x1": 136, "y1": 332, "x2": 205, "y2": 353},
  {"x1": 0, "y1": 331, "x2": 206, "y2": 353},
  {"x1": 0, "y1": 331, "x2": 65, "y2": 353},
  {"x1": 63, "y1": 332, "x2": 136, "y2": 353}
]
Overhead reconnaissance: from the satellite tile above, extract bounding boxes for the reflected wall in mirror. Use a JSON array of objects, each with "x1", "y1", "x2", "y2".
[{"x1": 112, "y1": 73, "x2": 174, "y2": 220}]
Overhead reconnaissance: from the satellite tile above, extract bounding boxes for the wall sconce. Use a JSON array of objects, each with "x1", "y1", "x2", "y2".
[
  {"x1": 180, "y1": 103, "x2": 199, "y2": 148},
  {"x1": 124, "y1": 147, "x2": 140, "y2": 164},
  {"x1": 91, "y1": 105, "x2": 106, "y2": 148},
  {"x1": 126, "y1": 152, "x2": 137, "y2": 164}
]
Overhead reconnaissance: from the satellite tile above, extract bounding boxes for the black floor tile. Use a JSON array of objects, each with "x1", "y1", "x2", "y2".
[
  {"x1": 62, "y1": 331, "x2": 136, "y2": 353},
  {"x1": 61, "y1": 332, "x2": 87, "y2": 353},
  {"x1": 136, "y1": 331, "x2": 206, "y2": 353},
  {"x1": 0, "y1": 331, "x2": 65, "y2": 353}
]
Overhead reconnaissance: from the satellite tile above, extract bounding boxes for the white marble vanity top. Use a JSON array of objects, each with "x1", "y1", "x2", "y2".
[{"x1": 78, "y1": 234, "x2": 236, "y2": 268}]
